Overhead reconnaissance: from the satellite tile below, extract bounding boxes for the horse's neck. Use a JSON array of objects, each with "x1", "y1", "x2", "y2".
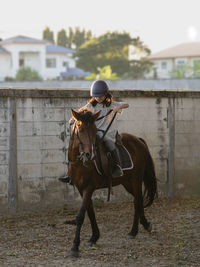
[{"x1": 68, "y1": 139, "x2": 79, "y2": 161}]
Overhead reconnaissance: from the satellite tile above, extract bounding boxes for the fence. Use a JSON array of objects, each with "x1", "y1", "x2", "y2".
[{"x1": 0, "y1": 88, "x2": 200, "y2": 213}]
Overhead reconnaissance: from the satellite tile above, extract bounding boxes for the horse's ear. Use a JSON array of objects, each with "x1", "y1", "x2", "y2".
[
  {"x1": 71, "y1": 109, "x2": 80, "y2": 121},
  {"x1": 93, "y1": 110, "x2": 101, "y2": 121}
]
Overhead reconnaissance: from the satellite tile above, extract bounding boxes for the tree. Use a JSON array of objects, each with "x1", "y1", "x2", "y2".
[
  {"x1": 128, "y1": 59, "x2": 153, "y2": 79},
  {"x1": 72, "y1": 27, "x2": 93, "y2": 48},
  {"x1": 75, "y1": 31, "x2": 151, "y2": 77},
  {"x1": 85, "y1": 65, "x2": 119, "y2": 80},
  {"x1": 42, "y1": 26, "x2": 54, "y2": 43},
  {"x1": 66, "y1": 27, "x2": 74, "y2": 48},
  {"x1": 63, "y1": 27, "x2": 93, "y2": 48},
  {"x1": 57, "y1": 29, "x2": 67, "y2": 47}
]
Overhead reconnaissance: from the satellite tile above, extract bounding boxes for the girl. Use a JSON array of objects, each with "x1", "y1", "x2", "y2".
[
  {"x1": 59, "y1": 80, "x2": 129, "y2": 183},
  {"x1": 83, "y1": 79, "x2": 129, "y2": 177}
]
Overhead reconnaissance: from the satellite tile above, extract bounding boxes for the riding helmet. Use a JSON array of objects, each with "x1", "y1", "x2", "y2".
[{"x1": 90, "y1": 80, "x2": 109, "y2": 97}]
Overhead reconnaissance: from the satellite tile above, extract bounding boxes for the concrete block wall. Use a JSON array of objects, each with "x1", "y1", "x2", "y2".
[
  {"x1": 0, "y1": 88, "x2": 200, "y2": 213},
  {"x1": 16, "y1": 96, "x2": 87, "y2": 211},
  {"x1": 117, "y1": 96, "x2": 169, "y2": 195},
  {"x1": 174, "y1": 98, "x2": 200, "y2": 196},
  {"x1": 0, "y1": 98, "x2": 10, "y2": 210}
]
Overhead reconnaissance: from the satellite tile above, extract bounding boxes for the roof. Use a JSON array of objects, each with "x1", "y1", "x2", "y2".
[
  {"x1": 150, "y1": 42, "x2": 200, "y2": 60},
  {"x1": 0, "y1": 46, "x2": 9, "y2": 53},
  {"x1": 60, "y1": 67, "x2": 91, "y2": 77},
  {"x1": 46, "y1": 44, "x2": 74, "y2": 54},
  {"x1": 0, "y1": 35, "x2": 49, "y2": 45}
]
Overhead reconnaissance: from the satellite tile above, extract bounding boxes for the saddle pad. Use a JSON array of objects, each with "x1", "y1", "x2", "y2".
[
  {"x1": 94, "y1": 144, "x2": 133, "y2": 176},
  {"x1": 117, "y1": 144, "x2": 133, "y2": 170}
]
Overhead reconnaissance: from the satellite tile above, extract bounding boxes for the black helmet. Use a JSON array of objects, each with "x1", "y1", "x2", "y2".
[{"x1": 90, "y1": 80, "x2": 109, "y2": 97}]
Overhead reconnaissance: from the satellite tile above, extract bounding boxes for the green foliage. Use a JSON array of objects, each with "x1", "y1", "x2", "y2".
[
  {"x1": 85, "y1": 65, "x2": 119, "y2": 80},
  {"x1": 42, "y1": 26, "x2": 54, "y2": 43},
  {"x1": 169, "y1": 63, "x2": 192, "y2": 78},
  {"x1": 193, "y1": 61, "x2": 200, "y2": 78},
  {"x1": 66, "y1": 27, "x2": 74, "y2": 48},
  {"x1": 128, "y1": 59, "x2": 153, "y2": 79},
  {"x1": 57, "y1": 29, "x2": 68, "y2": 47},
  {"x1": 16, "y1": 66, "x2": 42, "y2": 81},
  {"x1": 59, "y1": 27, "x2": 93, "y2": 49},
  {"x1": 75, "y1": 31, "x2": 151, "y2": 77},
  {"x1": 4, "y1": 76, "x2": 15, "y2": 81}
]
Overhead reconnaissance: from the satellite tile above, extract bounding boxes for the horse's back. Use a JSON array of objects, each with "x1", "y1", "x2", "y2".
[{"x1": 121, "y1": 133, "x2": 149, "y2": 154}]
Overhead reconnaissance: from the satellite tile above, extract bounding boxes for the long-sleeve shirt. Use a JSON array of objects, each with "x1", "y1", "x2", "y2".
[{"x1": 83, "y1": 101, "x2": 125, "y2": 141}]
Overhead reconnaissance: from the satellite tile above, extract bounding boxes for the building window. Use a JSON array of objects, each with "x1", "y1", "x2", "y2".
[
  {"x1": 161, "y1": 61, "x2": 167, "y2": 70},
  {"x1": 176, "y1": 58, "x2": 186, "y2": 68},
  {"x1": 46, "y1": 58, "x2": 56, "y2": 68},
  {"x1": 63, "y1": 61, "x2": 69, "y2": 68}
]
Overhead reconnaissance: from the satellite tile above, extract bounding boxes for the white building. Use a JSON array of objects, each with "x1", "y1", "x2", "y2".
[
  {"x1": 148, "y1": 42, "x2": 200, "y2": 78},
  {"x1": 0, "y1": 35, "x2": 76, "y2": 81}
]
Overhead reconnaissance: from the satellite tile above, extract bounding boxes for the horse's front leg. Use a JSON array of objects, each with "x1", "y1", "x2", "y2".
[
  {"x1": 87, "y1": 199, "x2": 100, "y2": 246},
  {"x1": 71, "y1": 206, "x2": 86, "y2": 257},
  {"x1": 71, "y1": 190, "x2": 91, "y2": 257}
]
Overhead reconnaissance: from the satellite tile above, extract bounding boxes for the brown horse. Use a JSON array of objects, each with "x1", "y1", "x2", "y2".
[{"x1": 68, "y1": 108, "x2": 157, "y2": 257}]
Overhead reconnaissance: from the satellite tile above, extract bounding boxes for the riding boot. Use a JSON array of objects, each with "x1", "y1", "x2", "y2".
[
  {"x1": 58, "y1": 175, "x2": 73, "y2": 185},
  {"x1": 110, "y1": 149, "x2": 123, "y2": 177}
]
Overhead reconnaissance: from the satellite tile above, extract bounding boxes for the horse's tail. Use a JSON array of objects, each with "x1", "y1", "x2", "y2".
[{"x1": 139, "y1": 138, "x2": 158, "y2": 208}]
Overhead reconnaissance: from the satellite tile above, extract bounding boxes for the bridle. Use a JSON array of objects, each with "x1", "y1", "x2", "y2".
[
  {"x1": 69, "y1": 122, "x2": 96, "y2": 166},
  {"x1": 68, "y1": 109, "x2": 117, "y2": 166}
]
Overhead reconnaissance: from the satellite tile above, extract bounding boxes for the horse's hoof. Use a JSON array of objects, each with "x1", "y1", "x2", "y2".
[
  {"x1": 147, "y1": 223, "x2": 152, "y2": 233},
  {"x1": 70, "y1": 250, "x2": 79, "y2": 258},
  {"x1": 128, "y1": 232, "x2": 137, "y2": 239},
  {"x1": 87, "y1": 241, "x2": 96, "y2": 247}
]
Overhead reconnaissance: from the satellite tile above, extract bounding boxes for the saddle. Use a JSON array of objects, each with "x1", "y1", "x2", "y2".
[{"x1": 94, "y1": 134, "x2": 133, "y2": 177}]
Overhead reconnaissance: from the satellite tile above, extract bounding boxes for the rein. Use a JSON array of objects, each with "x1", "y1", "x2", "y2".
[
  {"x1": 68, "y1": 110, "x2": 118, "y2": 202},
  {"x1": 100, "y1": 111, "x2": 117, "y2": 141},
  {"x1": 69, "y1": 110, "x2": 117, "y2": 164},
  {"x1": 69, "y1": 123, "x2": 95, "y2": 165}
]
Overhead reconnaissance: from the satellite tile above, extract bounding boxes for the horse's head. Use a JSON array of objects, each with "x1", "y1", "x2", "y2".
[{"x1": 70, "y1": 108, "x2": 100, "y2": 165}]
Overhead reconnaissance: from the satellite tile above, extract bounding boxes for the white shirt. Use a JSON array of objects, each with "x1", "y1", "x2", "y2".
[{"x1": 84, "y1": 101, "x2": 125, "y2": 141}]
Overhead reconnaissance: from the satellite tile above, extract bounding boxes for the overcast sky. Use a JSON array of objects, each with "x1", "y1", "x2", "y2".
[{"x1": 0, "y1": 0, "x2": 200, "y2": 53}]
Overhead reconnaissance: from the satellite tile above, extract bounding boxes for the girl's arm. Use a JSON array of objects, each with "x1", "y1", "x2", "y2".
[{"x1": 112, "y1": 102, "x2": 129, "y2": 113}]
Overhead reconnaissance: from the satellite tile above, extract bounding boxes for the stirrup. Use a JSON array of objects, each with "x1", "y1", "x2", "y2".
[{"x1": 112, "y1": 164, "x2": 123, "y2": 178}]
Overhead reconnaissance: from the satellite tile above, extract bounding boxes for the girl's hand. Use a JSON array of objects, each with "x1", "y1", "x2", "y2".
[
  {"x1": 69, "y1": 118, "x2": 75, "y2": 125},
  {"x1": 112, "y1": 103, "x2": 129, "y2": 114},
  {"x1": 112, "y1": 106, "x2": 120, "y2": 113}
]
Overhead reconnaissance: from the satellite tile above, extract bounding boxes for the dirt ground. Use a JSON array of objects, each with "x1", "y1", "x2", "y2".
[{"x1": 0, "y1": 197, "x2": 200, "y2": 267}]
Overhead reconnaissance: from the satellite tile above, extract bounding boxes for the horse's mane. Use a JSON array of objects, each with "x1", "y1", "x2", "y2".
[{"x1": 77, "y1": 108, "x2": 95, "y2": 125}]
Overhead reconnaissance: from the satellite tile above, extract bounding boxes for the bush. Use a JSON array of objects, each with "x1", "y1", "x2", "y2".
[
  {"x1": 16, "y1": 66, "x2": 42, "y2": 81},
  {"x1": 4, "y1": 76, "x2": 15, "y2": 81}
]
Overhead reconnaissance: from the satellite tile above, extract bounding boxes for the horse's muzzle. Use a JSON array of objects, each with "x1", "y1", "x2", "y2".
[{"x1": 79, "y1": 151, "x2": 96, "y2": 166}]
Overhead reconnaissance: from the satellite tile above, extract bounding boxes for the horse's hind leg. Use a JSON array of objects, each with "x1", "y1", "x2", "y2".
[
  {"x1": 87, "y1": 199, "x2": 100, "y2": 246},
  {"x1": 128, "y1": 194, "x2": 143, "y2": 238},
  {"x1": 139, "y1": 205, "x2": 152, "y2": 232},
  {"x1": 123, "y1": 181, "x2": 141, "y2": 238}
]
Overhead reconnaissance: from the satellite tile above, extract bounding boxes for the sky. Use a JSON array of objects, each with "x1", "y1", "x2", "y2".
[{"x1": 1, "y1": 0, "x2": 200, "y2": 53}]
